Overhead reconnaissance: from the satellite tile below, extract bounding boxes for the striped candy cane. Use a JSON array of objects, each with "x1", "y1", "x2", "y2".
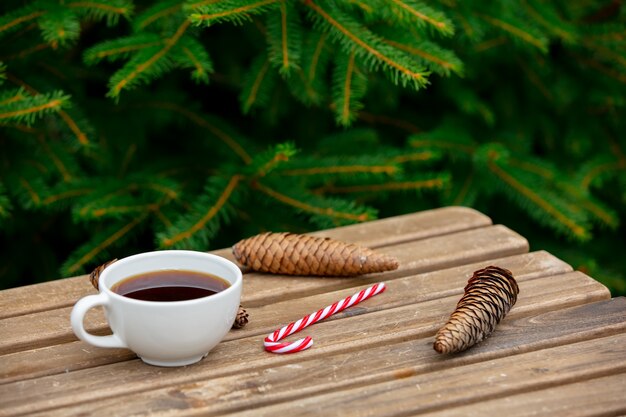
[{"x1": 264, "y1": 282, "x2": 386, "y2": 354}]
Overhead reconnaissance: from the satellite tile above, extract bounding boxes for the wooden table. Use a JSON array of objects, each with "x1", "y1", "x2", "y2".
[{"x1": 1, "y1": 207, "x2": 625, "y2": 416}]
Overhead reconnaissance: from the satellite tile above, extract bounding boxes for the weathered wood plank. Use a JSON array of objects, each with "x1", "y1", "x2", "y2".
[
  {"x1": 420, "y1": 373, "x2": 626, "y2": 417},
  {"x1": 0, "y1": 207, "x2": 491, "y2": 320},
  {"x1": 0, "y1": 251, "x2": 572, "y2": 383},
  {"x1": 11, "y1": 299, "x2": 626, "y2": 416},
  {"x1": 0, "y1": 280, "x2": 615, "y2": 416},
  {"x1": 222, "y1": 332, "x2": 626, "y2": 417},
  {"x1": 0, "y1": 225, "x2": 529, "y2": 356}
]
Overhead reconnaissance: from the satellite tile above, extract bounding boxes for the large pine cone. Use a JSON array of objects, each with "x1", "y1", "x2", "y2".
[
  {"x1": 433, "y1": 265, "x2": 519, "y2": 354},
  {"x1": 232, "y1": 232, "x2": 399, "y2": 276}
]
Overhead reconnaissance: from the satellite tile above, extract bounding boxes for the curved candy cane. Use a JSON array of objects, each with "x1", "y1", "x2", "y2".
[{"x1": 264, "y1": 282, "x2": 386, "y2": 354}]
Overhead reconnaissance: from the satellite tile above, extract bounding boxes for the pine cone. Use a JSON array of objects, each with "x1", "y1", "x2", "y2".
[
  {"x1": 89, "y1": 259, "x2": 118, "y2": 290},
  {"x1": 433, "y1": 265, "x2": 519, "y2": 354},
  {"x1": 232, "y1": 232, "x2": 399, "y2": 276},
  {"x1": 88, "y1": 259, "x2": 249, "y2": 329},
  {"x1": 232, "y1": 305, "x2": 249, "y2": 329}
]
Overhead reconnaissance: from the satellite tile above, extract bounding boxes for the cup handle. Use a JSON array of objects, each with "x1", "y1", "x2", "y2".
[{"x1": 71, "y1": 293, "x2": 126, "y2": 349}]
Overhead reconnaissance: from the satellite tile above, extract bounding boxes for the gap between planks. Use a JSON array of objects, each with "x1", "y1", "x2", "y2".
[
  {"x1": 0, "y1": 207, "x2": 492, "y2": 320},
  {"x1": 9, "y1": 298, "x2": 626, "y2": 417}
]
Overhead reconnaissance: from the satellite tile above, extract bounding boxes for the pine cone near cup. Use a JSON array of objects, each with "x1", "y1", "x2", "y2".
[
  {"x1": 88, "y1": 259, "x2": 249, "y2": 329},
  {"x1": 433, "y1": 265, "x2": 519, "y2": 354},
  {"x1": 232, "y1": 232, "x2": 399, "y2": 276}
]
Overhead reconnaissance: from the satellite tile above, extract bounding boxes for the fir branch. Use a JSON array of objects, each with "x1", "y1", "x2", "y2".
[
  {"x1": 189, "y1": 0, "x2": 280, "y2": 26},
  {"x1": 305, "y1": 0, "x2": 429, "y2": 89},
  {"x1": 0, "y1": 90, "x2": 68, "y2": 125},
  {"x1": 253, "y1": 180, "x2": 375, "y2": 226},
  {"x1": 288, "y1": 31, "x2": 330, "y2": 105},
  {"x1": 62, "y1": 213, "x2": 149, "y2": 275},
  {"x1": 476, "y1": 12, "x2": 549, "y2": 53},
  {"x1": 133, "y1": 0, "x2": 181, "y2": 31},
  {"x1": 42, "y1": 188, "x2": 92, "y2": 206},
  {"x1": 67, "y1": 0, "x2": 133, "y2": 25},
  {"x1": 579, "y1": 156, "x2": 626, "y2": 189},
  {"x1": 108, "y1": 20, "x2": 191, "y2": 98},
  {"x1": 38, "y1": 8, "x2": 81, "y2": 48},
  {"x1": 266, "y1": 1, "x2": 302, "y2": 75},
  {"x1": 365, "y1": 0, "x2": 454, "y2": 36},
  {"x1": 281, "y1": 164, "x2": 397, "y2": 176},
  {"x1": 84, "y1": 33, "x2": 163, "y2": 64},
  {"x1": 409, "y1": 132, "x2": 476, "y2": 155},
  {"x1": 248, "y1": 142, "x2": 297, "y2": 178},
  {"x1": 145, "y1": 101, "x2": 253, "y2": 163},
  {"x1": 480, "y1": 145, "x2": 591, "y2": 241},
  {"x1": 0, "y1": 4, "x2": 45, "y2": 38},
  {"x1": 4, "y1": 42, "x2": 51, "y2": 61},
  {"x1": 451, "y1": 170, "x2": 476, "y2": 206},
  {"x1": 381, "y1": 35, "x2": 463, "y2": 76},
  {"x1": 519, "y1": 0, "x2": 577, "y2": 43},
  {"x1": 171, "y1": 36, "x2": 214, "y2": 83},
  {"x1": 158, "y1": 174, "x2": 242, "y2": 248},
  {"x1": 240, "y1": 54, "x2": 276, "y2": 114},
  {"x1": 332, "y1": 48, "x2": 367, "y2": 126},
  {"x1": 37, "y1": 136, "x2": 74, "y2": 182},
  {"x1": 390, "y1": 150, "x2": 439, "y2": 164},
  {"x1": 7, "y1": 75, "x2": 91, "y2": 145},
  {"x1": 318, "y1": 175, "x2": 448, "y2": 194}
]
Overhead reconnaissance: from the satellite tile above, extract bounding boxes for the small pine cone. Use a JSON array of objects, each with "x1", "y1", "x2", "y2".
[
  {"x1": 232, "y1": 305, "x2": 249, "y2": 329},
  {"x1": 232, "y1": 232, "x2": 399, "y2": 276},
  {"x1": 88, "y1": 259, "x2": 250, "y2": 330},
  {"x1": 433, "y1": 266, "x2": 519, "y2": 354},
  {"x1": 89, "y1": 259, "x2": 118, "y2": 290}
]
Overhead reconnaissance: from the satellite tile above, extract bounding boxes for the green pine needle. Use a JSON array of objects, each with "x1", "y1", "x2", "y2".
[
  {"x1": 0, "y1": 88, "x2": 69, "y2": 125},
  {"x1": 332, "y1": 49, "x2": 367, "y2": 126},
  {"x1": 189, "y1": 0, "x2": 281, "y2": 27},
  {"x1": 266, "y1": 1, "x2": 303, "y2": 76}
]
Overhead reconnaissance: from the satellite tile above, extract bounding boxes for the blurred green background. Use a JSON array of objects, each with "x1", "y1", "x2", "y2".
[{"x1": 1, "y1": 0, "x2": 624, "y2": 294}]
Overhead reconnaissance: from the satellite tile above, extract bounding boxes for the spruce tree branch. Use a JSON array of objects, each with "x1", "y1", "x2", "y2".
[
  {"x1": 508, "y1": 157, "x2": 554, "y2": 179},
  {"x1": 318, "y1": 177, "x2": 445, "y2": 194},
  {"x1": 42, "y1": 189, "x2": 92, "y2": 205},
  {"x1": 253, "y1": 181, "x2": 371, "y2": 222},
  {"x1": 181, "y1": 46, "x2": 205, "y2": 77},
  {"x1": 386, "y1": 40, "x2": 452, "y2": 70},
  {"x1": 65, "y1": 213, "x2": 149, "y2": 274},
  {"x1": 143, "y1": 101, "x2": 252, "y2": 163},
  {"x1": 187, "y1": 0, "x2": 221, "y2": 9},
  {"x1": 111, "y1": 20, "x2": 191, "y2": 96},
  {"x1": 519, "y1": 59, "x2": 553, "y2": 101},
  {"x1": 137, "y1": 4, "x2": 182, "y2": 29},
  {"x1": 281, "y1": 164, "x2": 397, "y2": 176},
  {"x1": 476, "y1": 13, "x2": 547, "y2": 52},
  {"x1": 280, "y1": 1, "x2": 289, "y2": 69},
  {"x1": 341, "y1": 49, "x2": 356, "y2": 123},
  {"x1": 487, "y1": 158, "x2": 588, "y2": 239},
  {"x1": 474, "y1": 37, "x2": 508, "y2": 52},
  {"x1": 388, "y1": 0, "x2": 449, "y2": 32},
  {"x1": 0, "y1": 93, "x2": 25, "y2": 106},
  {"x1": 7, "y1": 74, "x2": 90, "y2": 145},
  {"x1": 191, "y1": 0, "x2": 279, "y2": 22},
  {"x1": 244, "y1": 59, "x2": 270, "y2": 112},
  {"x1": 305, "y1": 0, "x2": 427, "y2": 84},
  {"x1": 3, "y1": 43, "x2": 51, "y2": 61},
  {"x1": 519, "y1": 0, "x2": 574, "y2": 42},
  {"x1": 573, "y1": 53, "x2": 626, "y2": 84},
  {"x1": 0, "y1": 11, "x2": 45, "y2": 35},
  {"x1": 160, "y1": 174, "x2": 242, "y2": 247},
  {"x1": 67, "y1": 2, "x2": 130, "y2": 15},
  {"x1": 93, "y1": 41, "x2": 162, "y2": 60},
  {"x1": 0, "y1": 99, "x2": 63, "y2": 120},
  {"x1": 390, "y1": 151, "x2": 436, "y2": 163},
  {"x1": 37, "y1": 136, "x2": 73, "y2": 182},
  {"x1": 308, "y1": 32, "x2": 327, "y2": 82},
  {"x1": 581, "y1": 161, "x2": 626, "y2": 189},
  {"x1": 18, "y1": 177, "x2": 41, "y2": 205}
]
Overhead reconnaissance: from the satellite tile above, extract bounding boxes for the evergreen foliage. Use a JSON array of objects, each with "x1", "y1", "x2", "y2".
[{"x1": 0, "y1": 0, "x2": 625, "y2": 294}]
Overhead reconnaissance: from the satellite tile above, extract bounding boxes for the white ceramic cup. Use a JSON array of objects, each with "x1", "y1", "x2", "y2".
[{"x1": 71, "y1": 250, "x2": 242, "y2": 367}]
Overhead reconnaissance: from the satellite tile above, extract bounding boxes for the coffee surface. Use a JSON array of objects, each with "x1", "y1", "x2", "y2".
[{"x1": 112, "y1": 270, "x2": 230, "y2": 302}]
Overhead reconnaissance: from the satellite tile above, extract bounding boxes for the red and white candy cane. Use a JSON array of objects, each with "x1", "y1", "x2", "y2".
[{"x1": 264, "y1": 282, "x2": 386, "y2": 354}]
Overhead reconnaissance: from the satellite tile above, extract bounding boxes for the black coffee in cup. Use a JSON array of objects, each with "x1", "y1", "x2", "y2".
[{"x1": 111, "y1": 270, "x2": 230, "y2": 302}]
